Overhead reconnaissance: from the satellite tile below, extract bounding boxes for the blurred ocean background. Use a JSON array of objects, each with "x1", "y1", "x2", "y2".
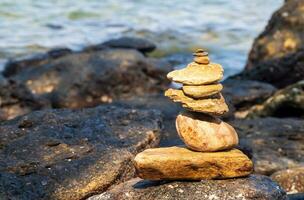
[{"x1": 0, "y1": 0, "x2": 283, "y2": 76}]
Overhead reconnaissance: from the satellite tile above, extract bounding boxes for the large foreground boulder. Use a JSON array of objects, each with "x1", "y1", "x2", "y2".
[
  {"x1": 0, "y1": 105, "x2": 162, "y2": 200},
  {"x1": 246, "y1": 0, "x2": 304, "y2": 70},
  {"x1": 88, "y1": 175, "x2": 287, "y2": 200},
  {"x1": 5, "y1": 48, "x2": 172, "y2": 109}
]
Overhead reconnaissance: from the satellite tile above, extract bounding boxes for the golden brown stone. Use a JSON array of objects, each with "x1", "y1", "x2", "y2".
[
  {"x1": 167, "y1": 62, "x2": 223, "y2": 85},
  {"x1": 164, "y1": 89, "x2": 228, "y2": 115},
  {"x1": 134, "y1": 147, "x2": 253, "y2": 180},
  {"x1": 176, "y1": 112, "x2": 238, "y2": 152},
  {"x1": 183, "y1": 84, "x2": 223, "y2": 98},
  {"x1": 194, "y1": 56, "x2": 210, "y2": 64}
]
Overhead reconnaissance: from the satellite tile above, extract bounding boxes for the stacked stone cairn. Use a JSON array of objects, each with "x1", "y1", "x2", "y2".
[{"x1": 134, "y1": 49, "x2": 253, "y2": 180}]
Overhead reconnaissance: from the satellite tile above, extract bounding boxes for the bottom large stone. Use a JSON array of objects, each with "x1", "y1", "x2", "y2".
[
  {"x1": 88, "y1": 175, "x2": 287, "y2": 200},
  {"x1": 134, "y1": 147, "x2": 253, "y2": 180}
]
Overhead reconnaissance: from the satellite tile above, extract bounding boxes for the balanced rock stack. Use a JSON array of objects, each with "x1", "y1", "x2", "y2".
[{"x1": 134, "y1": 49, "x2": 253, "y2": 180}]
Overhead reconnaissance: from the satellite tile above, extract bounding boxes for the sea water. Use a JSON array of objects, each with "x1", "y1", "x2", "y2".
[{"x1": 0, "y1": 0, "x2": 283, "y2": 75}]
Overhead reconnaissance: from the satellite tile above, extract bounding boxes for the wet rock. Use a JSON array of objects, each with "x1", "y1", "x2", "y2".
[
  {"x1": 165, "y1": 89, "x2": 228, "y2": 115},
  {"x1": 7, "y1": 48, "x2": 172, "y2": 109},
  {"x1": 246, "y1": 80, "x2": 304, "y2": 118},
  {"x1": 134, "y1": 147, "x2": 252, "y2": 180},
  {"x1": 245, "y1": 0, "x2": 304, "y2": 70},
  {"x1": 271, "y1": 167, "x2": 304, "y2": 194},
  {"x1": 0, "y1": 75, "x2": 50, "y2": 121},
  {"x1": 222, "y1": 79, "x2": 277, "y2": 111},
  {"x1": 0, "y1": 105, "x2": 162, "y2": 200},
  {"x1": 88, "y1": 175, "x2": 287, "y2": 200},
  {"x1": 102, "y1": 37, "x2": 156, "y2": 53},
  {"x1": 235, "y1": 50, "x2": 304, "y2": 88},
  {"x1": 176, "y1": 112, "x2": 238, "y2": 152},
  {"x1": 231, "y1": 117, "x2": 304, "y2": 175}
]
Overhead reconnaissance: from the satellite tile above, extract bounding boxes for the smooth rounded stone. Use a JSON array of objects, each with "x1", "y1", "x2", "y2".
[
  {"x1": 88, "y1": 175, "x2": 287, "y2": 200},
  {"x1": 0, "y1": 105, "x2": 162, "y2": 200},
  {"x1": 165, "y1": 88, "x2": 228, "y2": 115},
  {"x1": 271, "y1": 167, "x2": 304, "y2": 194},
  {"x1": 176, "y1": 112, "x2": 238, "y2": 152},
  {"x1": 183, "y1": 83, "x2": 223, "y2": 98},
  {"x1": 134, "y1": 147, "x2": 253, "y2": 180},
  {"x1": 167, "y1": 62, "x2": 223, "y2": 85},
  {"x1": 194, "y1": 56, "x2": 210, "y2": 64}
]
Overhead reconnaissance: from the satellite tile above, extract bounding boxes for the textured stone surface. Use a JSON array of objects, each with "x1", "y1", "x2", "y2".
[
  {"x1": 235, "y1": 49, "x2": 304, "y2": 89},
  {"x1": 246, "y1": 80, "x2": 304, "y2": 118},
  {"x1": 5, "y1": 48, "x2": 172, "y2": 109},
  {"x1": 167, "y1": 62, "x2": 223, "y2": 85},
  {"x1": 0, "y1": 105, "x2": 162, "y2": 200},
  {"x1": 0, "y1": 75, "x2": 50, "y2": 121},
  {"x1": 271, "y1": 167, "x2": 304, "y2": 194},
  {"x1": 88, "y1": 175, "x2": 287, "y2": 200},
  {"x1": 165, "y1": 89, "x2": 228, "y2": 115},
  {"x1": 134, "y1": 147, "x2": 252, "y2": 180},
  {"x1": 176, "y1": 112, "x2": 238, "y2": 152},
  {"x1": 231, "y1": 117, "x2": 304, "y2": 175},
  {"x1": 182, "y1": 84, "x2": 223, "y2": 98},
  {"x1": 222, "y1": 79, "x2": 277, "y2": 111},
  {"x1": 245, "y1": 0, "x2": 304, "y2": 70}
]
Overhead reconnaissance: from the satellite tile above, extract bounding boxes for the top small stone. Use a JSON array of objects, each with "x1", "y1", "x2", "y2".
[{"x1": 193, "y1": 49, "x2": 210, "y2": 64}]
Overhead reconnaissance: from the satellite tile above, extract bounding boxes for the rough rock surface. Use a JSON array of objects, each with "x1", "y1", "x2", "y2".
[
  {"x1": 231, "y1": 117, "x2": 304, "y2": 175},
  {"x1": 182, "y1": 84, "x2": 223, "y2": 98},
  {"x1": 134, "y1": 147, "x2": 252, "y2": 180},
  {"x1": 102, "y1": 37, "x2": 156, "y2": 53},
  {"x1": 235, "y1": 50, "x2": 304, "y2": 88},
  {"x1": 165, "y1": 89, "x2": 228, "y2": 115},
  {"x1": 246, "y1": 80, "x2": 304, "y2": 118},
  {"x1": 222, "y1": 79, "x2": 277, "y2": 111},
  {"x1": 88, "y1": 175, "x2": 287, "y2": 200},
  {"x1": 167, "y1": 62, "x2": 223, "y2": 85},
  {"x1": 271, "y1": 167, "x2": 304, "y2": 194},
  {"x1": 245, "y1": 0, "x2": 304, "y2": 69},
  {"x1": 5, "y1": 48, "x2": 172, "y2": 109},
  {"x1": 0, "y1": 75, "x2": 50, "y2": 121},
  {"x1": 0, "y1": 105, "x2": 162, "y2": 200},
  {"x1": 176, "y1": 112, "x2": 238, "y2": 152}
]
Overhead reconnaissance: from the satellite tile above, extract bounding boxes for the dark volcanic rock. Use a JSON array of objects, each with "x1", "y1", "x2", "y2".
[
  {"x1": 0, "y1": 105, "x2": 162, "y2": 200},
  {"x1": 231, "y1": 117, "x2": 304, "y2": 175},
  {"x1": 0, "y1": 75, "x2": 50, "y2": 121},
  {"x1": 7, "y1": 48, "x2": 172, "y2": 109},
  {"x1": 88, "y1": 175, "x2": 287, "y2": 200},
  {"x1": 246, "y1": 0, "x2": 304, "y2": 70},
  {"x1": 235, "y1": 50, "x2": 304, "y2": 88},
  {"x1": 222, "y1": 79, "x2": 277, "y2": 112},
  {"x1": 3, "y1": 48, "x2": 72, "y2": 77},
  {"x1": 271, "y1": 167, "x2": 304, "y2": 194},
  {"x1": 102, "y1": 37, "x2": 156, "y2": 53},
  {"x1": 246, "y1": 80, "x2": 304, "y2": 118}
]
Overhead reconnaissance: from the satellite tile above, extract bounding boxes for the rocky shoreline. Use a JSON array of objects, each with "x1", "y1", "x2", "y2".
[{"x1": 0, "y1": 0, "x2": 304, "y2": 199}]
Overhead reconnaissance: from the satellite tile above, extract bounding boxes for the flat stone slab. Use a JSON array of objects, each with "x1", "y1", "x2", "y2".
[
  {"x1": 88, "y1": 175, "x2": 287, "y2": 200},
  {"x1": 165, "y1": 89, "x2": 228, "y2": 115},
  {"x1": 167, "y1": 62, "x2": 223, "y2": 85},
  {"x1": 0, "y1": 105, "x2": 162, "y2": 200},
  {"x1": 134, "y1": 147, "x2": 253, "y2": 180}
]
